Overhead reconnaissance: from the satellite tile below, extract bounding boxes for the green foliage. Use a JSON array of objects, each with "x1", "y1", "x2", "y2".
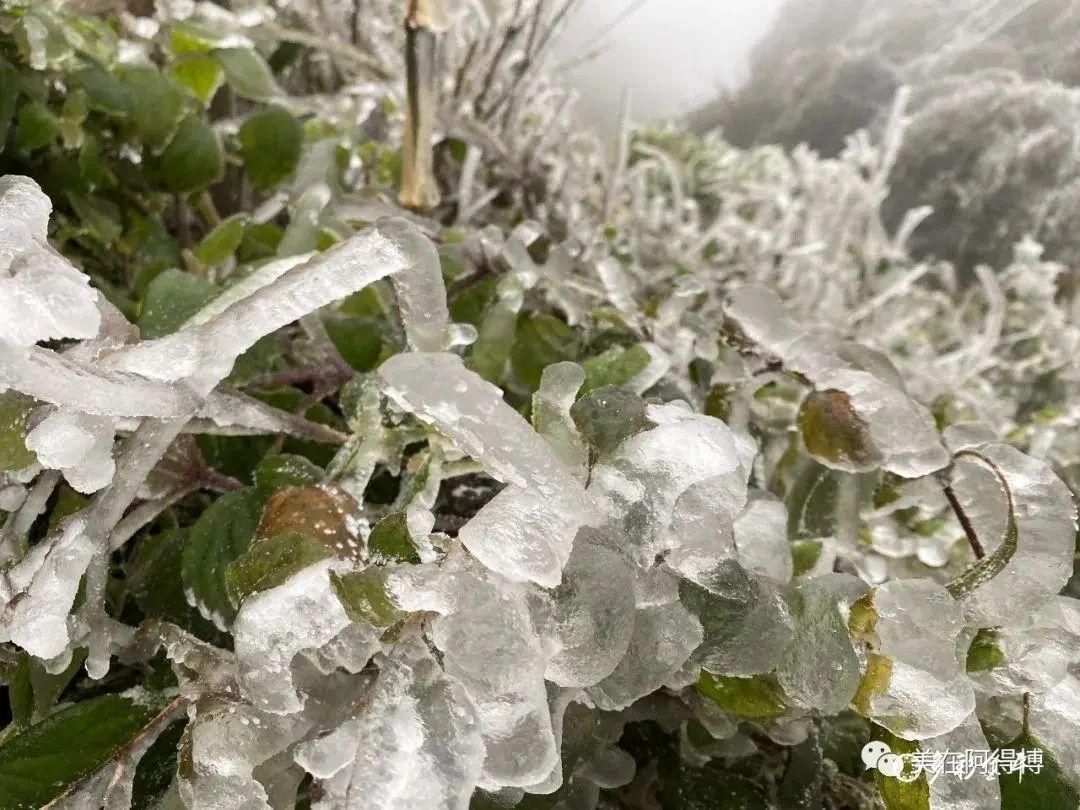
[
  {"x1": 367, "y1": 511, "x2": 423, "y2": 564},
  {"x1": 0, "y1": 695, "x2": 162, "y2": 809},
  {"x1": 0, "y1": 392, "x2": 37, "y2": 471},
  {"x1": 158, "y1": 117, "x2": 223, "y2": 194},
  {"x1": 330, "y1": 568, "x2": 405, "y2": 627},
  {"x1": 696, "y1": 672, "x2": 789, "y2": 721},
  {"x1": 511, "y1": 312, "x2": 579, "y2": 390},
  {"x1": 138, "y1": 268, "x2": 218, "y2": 339},
  {"x1": 238, "y1": 106, "x2": 303, "y2": 190},
  {"x1": 998, "y1": 731, "x2": 1079, "y2": 809},
  {"x1": 181, "y1": 488, "x2": 265, "y2": 626},
  {"x1": 225, "y1": 532, "x2": 332, "y2": 606}
]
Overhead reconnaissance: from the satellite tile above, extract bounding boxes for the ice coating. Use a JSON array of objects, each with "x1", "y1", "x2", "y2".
[
  {"x1": 776, "y1": 573, "x2": 867, "y2": 714},
  {"x1": 733, "y1": 494, "x2": 793, "y2": 582},
  {"x1": 971, "y1": 597, "x2": 1080, "y2": 695},
  {"x1": 0, "y1": 175, "x2": 51, "y2": 252},
  {"x1": 0, "y1": 517, "x2": 93, "y2": 660},
  {"x1": 725, "y1": 285, "x2": 948, "y2": 477},
  {"x1": 0, "y1": 343, "x2": 197, "y2": 417},
  {"x1": 589, "y1": 408, "x2": 751, "y2": 569},
  {"x1": 681, "y1": 559, "x2": 794, "y2": 677},
  {"x1": 949, "y1": 443, "x2": 1078, "y2": 627},
  {"x1": 432, "y1": 573, "x2": 558, "y2": 788},
  {"x1": 25, "y1": 410, "x2": 115, "y2": 493},
  {"x1": 586, "y1": 598, "x2": 703, "y2": 711},
  {"x1": 545, "y1": 540, "x2": 636, "y2": 687},
  {"x1": 868, "y1": 579, "x2": 974, "y2": 740},
  {"x1": 378, "y1": 351, "x2": 587, "y2": 587},
  {"x1": 532, "y1": 362, "x2": 588, "y2": 478},
  {"x1": 232, "y1": 559, "x2": 353, "y2": 715},
  {"x1": 295, "y1": 644, "x2": 482, "y2": 810},
  {"x1": 104, "y1": 218, "x2": 450, "y2": 392},
  {"x1": 924, "y1": 712, "x2": 1001, "y2": 810},
  {"x1": 0, "y1": 256, "x2": 102, "y2": 346}
]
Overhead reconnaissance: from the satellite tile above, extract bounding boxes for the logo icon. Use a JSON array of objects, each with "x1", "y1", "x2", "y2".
[{"x1": 861, "y1": 741, "x2": 919, "y2": 781}]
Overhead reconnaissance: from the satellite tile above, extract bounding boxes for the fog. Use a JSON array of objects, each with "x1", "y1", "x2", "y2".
[{"x1": 550, "y1": 0, "x2": 786, "y2": 133}]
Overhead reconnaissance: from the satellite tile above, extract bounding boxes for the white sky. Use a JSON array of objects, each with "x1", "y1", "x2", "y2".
[{"x1": 550, "y1": 0, "x2": 785, "y2": 133}]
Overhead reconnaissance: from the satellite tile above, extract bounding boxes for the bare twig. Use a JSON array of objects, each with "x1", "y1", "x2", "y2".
[
  {"x1": 942, "y1": 480, "x2": 986, "y2": 560},
  {"x1": 400, "y1": 0, "x2": 448, "y2": 211}
]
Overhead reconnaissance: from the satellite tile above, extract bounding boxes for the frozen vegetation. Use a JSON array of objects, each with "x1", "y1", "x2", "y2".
[{"x1": 0, "y1": 1, "x2": 1077, "y2": 809}]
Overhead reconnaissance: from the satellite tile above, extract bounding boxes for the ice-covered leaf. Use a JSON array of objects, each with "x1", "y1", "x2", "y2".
[
  {"x1": 378, "y1": 351, "x2": 586, "y2": 587},
  {"x1": 256, "y1": 485, "x2": 361, "y2": 560},
  {"x1": 569, "y1": 385, "x2": 650, "y2": 457},
  {"x1": 946, "y1": 444, "x2": 1077, "y2": 627},
  {"x1": 295, "y1": 642, "x2": 483, "y2": 809},
  {"x1": 0, "y1": 391, "x2": 37, "y2": 471},
  {"x1": 853, "y1": 579, "x2": 974, "y2": 740},
  {"x1": 232, "y1": 558, "x2": 352, "y2": 713},
  {"x1": 0, "y1": 693, "x2": 161, "y2": 809},
  {"x1": 586, "y1": 597, "x2": 703, "y2": 711},
  {"x1": 253, "y1": 453, "x2": 324, "y2": 494},
  {"x1": 580, "y1": 345, "x2": 651, "y2": 394},
  {"x1": 225, "y1": 532, "x2": 333, "y2": 606},
  {"x1": 998, "y1": 730, "x2": 1078, "y2": 810},
  {"x1": 330, "y1": 567, "x2": 406, "y2": 627},
  {"x1": 726, "y1": 286, "x2": 947, "y2": 477},
  {"x1": 696, "y1": 672, "x2": 789, "y2": 721},
  {"x1": 776, "y1": 574, "x2": 866, "y2": 715},
  {"x1": 511, "y1": 313, "x2": 580, "y2": 390},
  {"x1": 25, "y1": 409, "x2": 115, "y2": 493},
  {"x1": 546, "y1": 539, "x2": 635, "y2": 687},
  {"x1": 681, "y1": 560, "x2": 794, "y2": 677},
  {"x1": 367, "y1": 511, "x2": 423, "y2": 564}
]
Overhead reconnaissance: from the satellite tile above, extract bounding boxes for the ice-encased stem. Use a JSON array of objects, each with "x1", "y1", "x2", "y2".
[{"x1": 103, "y1": 218, "x2": 449, "y2": 391}]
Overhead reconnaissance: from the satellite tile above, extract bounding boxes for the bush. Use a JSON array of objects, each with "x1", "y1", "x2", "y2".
[{"x1": 0, "y1": 2, "x2": 1077, "y2": 809}]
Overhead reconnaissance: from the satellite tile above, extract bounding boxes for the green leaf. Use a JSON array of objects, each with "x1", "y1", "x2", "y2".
[
  {"x1": 872, "y1": 726, "x2": 930, "y2": 810},
  {"x1": 126, "y1": 528, "x2": 213, "y2": 636},
  {"x1": 214, "y1": 48, "x2": 281, "y2": 101},
  {"x1": 325, "y1": 316, "x2": 384, "y2": 372},
  {"x1": 158, "y1": 117, "x2": 223, "y2": 194},
  {"x1": 130, "y1": 719, "x2": 185, "y2": 809},
  {"x1": 0, "y1": 694, "x2": 161, "y2": 809},
  {"x1": 225, "y1": 532, "x2": 332, "y2": 607},
  {"x1": 367, "y1": 512, "x2": 422, "y2": 564},
  {"x1": 46, "y1": 486, "x2": 87, "y2": 531},
  {"x1": 15, "y1": 101, "x2": 57, "y2": 152},
  {"x1": 254, "y1": 454, "x2": 324, "y2": 495},
  {"x1": 69, "y1": 66, "x2": 131, "y2": 117},
  {"x1": 0, "y1": 392, "x2": 37, "y2": 471},
  {"x1": 947, "y1": 450, "x2": 1020, "y2": 599},
  {"x1": 786, "y1": 461, "x2": 840, "y2": 540},
  {"x1": 467, "y1": 299, "x2": 518, "y2": 382},
  {"x1": 569, "y1": 385, "x2": 649, "y2": 456},
  {"x1": 138, "y1": 268, "x2": 218, "y2": 339},
  {"x1": 182, "y1": 488, "x2": 265, "y2": 626},
  {"x1": 117, "y1": 67, "x2": 186, "y2": 151},
  {"x1": 169, "y1": 21, "x2": 218, "y2": 56},
  {"x1": 511, "y1": 313, "x2": 580, "y2": 390},
  {"x1": 171, "y1": 54, "x2": 223, "y2": 106},
  {"x1": 798, "y1": 389, "x2": 881, "y2": 471},
  {"x1": 696, "y1": 672, "x2": 789, "y2": 721},
  {"x1": 790, "y1": 540, "x2": 823, "y2": 576},
  {"x1": 67, "y1": 192, "x2": 122, "y2": 245},
  {"x1": 330, "y1": 568, "x2": 405, "y2": 627},
  {"x1": 999, "y1": 731, "x2": 1079, "y2": 809},
  {"x1": 236, "y1": 222, "x2": 284, "y2": 263},
  {"x1": 580, "y1": 345, "x2": 650, "y2": 394},
  {"x1": 818, "y1": 711, "x2": 870, "y2": 775},
  {"x1": 966, "y1": 628, "x2": 1006, "y2": 673},
  {"x1": 237, "y1": 106, "x2": 303, "y2": 190},
  {"x1": 194, "y1": 214, "x2": 248, "y2": 267}
]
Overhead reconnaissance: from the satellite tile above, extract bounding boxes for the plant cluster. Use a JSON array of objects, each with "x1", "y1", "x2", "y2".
[{"x1": 0, "y1": 2, "x2": 1077, "y2": 809}]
